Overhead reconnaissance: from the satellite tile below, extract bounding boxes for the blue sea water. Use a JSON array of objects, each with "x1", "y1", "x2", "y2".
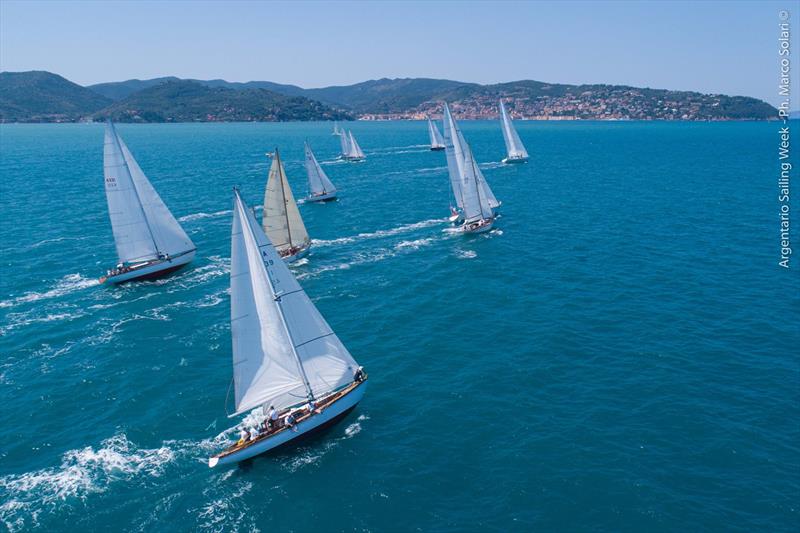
[{"x1": 0, "y1": 120, "x2": 798, "y2": 532}]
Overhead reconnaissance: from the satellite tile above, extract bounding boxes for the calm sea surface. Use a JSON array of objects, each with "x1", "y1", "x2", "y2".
[{"x1": 0, "y1": 121, "x2": 797, "y2": 532}]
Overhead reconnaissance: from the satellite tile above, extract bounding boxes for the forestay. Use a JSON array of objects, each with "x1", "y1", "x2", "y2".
[
  {"x1": 305, "y1": 142, "x2": 337, "y2": 196},
  {"x1": 230, "y1": 190, "x2": 359, "y2": 416},
  {"x1": 263, "y1": 151, "x2": 309, "y2": 253},
  {"x1": 499, "y1": 100, "x2": 529, "y2": 159}
]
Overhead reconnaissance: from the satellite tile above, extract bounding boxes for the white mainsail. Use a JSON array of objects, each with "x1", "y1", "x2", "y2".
[
  {"x1": 103, "y1": 122, "x2": 194, "y2": 264},
  {"x1": 304, "y1": 142, "x2": 337, "y2": 196},
  {"x1": 332, "y1": 121, "x2": 342, "y2": 136},
  {"x1": 442, "y1": 103, "x2": 466, "y2": 209},
  {"x1": 262, "y1": 150, "x2": 309, "y2": 253},
  {"x1": 231, "y1": 190, "x2": 359, "y2": 416},
  {"x1": 461, "y1": 143, "x2": 493, "y2": 223},
  {"x1": 428, "y1": 118, "x2": 445, "y2": 149},
  {"x1": 347, "y1": 131, "x2": 365, "y2": 159},
  {"x1": 339, "y1": 128, "x2": 351, "y2": 157},
  {"x1": 499, "y1": 100, "x2": 529, "y2": 160}
]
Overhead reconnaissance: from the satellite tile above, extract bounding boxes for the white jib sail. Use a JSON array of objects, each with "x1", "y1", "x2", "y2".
[
  {"x1": 231, "y1": 190, "x2": 360, "y2": 416},
  {"x1": 500, "y1": 100, "x2": 529, "y2": 159},
  {"x1": 263, "y1": 151, "x2": 309, "y2": 253},
  {"x1": 305, "y1": 142, "x2": 337, "y2": 196},
  {"x1": 116, "y1": 135, "x2": 195, "y2": 257},
  {"x1": 442, "y1": 103, "x2": 466, "y2": 209},
  {"x1": 347, "y1": 131, "x2": 365, "y2": 159},
  {"x1": 428, "y1": 118, "x2": 445, "y2": 148},
  {"x1": 339, "y1": 129, "x2": 351, "y2": 157}
]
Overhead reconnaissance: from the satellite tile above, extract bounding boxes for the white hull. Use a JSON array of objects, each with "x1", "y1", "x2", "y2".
[
  {"x1": 462, "y1": 219, "x2": 494, "y2": 234},
  {"x1": 282, "y1": 245, "x2": 310, "y2": 264},
  {"x1": 306, "y1": 191, "x2": 337, "y2": 202},
  {"x1": 101, "y1": 250, "x2": 195, "y2": 283},
  {"x1": 502, "y1": 156, "x2": 528, "y2": 164},
  {"x1": 210, "y1": 382, "x2": 367, "y2": 467}
]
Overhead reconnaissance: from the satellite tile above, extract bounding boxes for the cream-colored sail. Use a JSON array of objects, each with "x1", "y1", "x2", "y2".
[{"x1": 262, "y1": 150, "x2": 309, "y2": 253}]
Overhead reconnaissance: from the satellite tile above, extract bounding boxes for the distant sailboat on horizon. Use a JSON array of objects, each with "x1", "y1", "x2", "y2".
[
  {"x1": 340, "y1": 130, "x2": 366, "y2": 161},
  {"x1": 304, "y1": 142, "x2": 338, "y2": 202},
  {"x1": 442, "y1": 103, "x2": 499, "y2": 230},
  {"x1": 208, "y1": 189, "x2": 367, "y2": 468},
  {"x1": 100, "y1": 122, "x2": 195, "y2": 283},
  {"x1": 427, "y1": 117, "x2": 445, "y2": 151},
  {"x1": 499, "y1": 100, "x2": 529, "y2": 164},
  {"x1": 332, "y1": 121, "x2": 343, "y2": 136},
  {"x1": 262, "y1": 148, "x2": 311, "y2": 262}
]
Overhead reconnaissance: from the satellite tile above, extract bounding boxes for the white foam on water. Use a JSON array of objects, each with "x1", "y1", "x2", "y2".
[
  {"x1": 0, "y1": 274, "x2": 99, "y2": 309},
  {"x1": 178, "y1": 209, "x2": 231, "y2": 223},
  {"x1": 195, "y1": 479, "x2": 255, "y2": 532},
  {"x1": 0, "y1": 310, "x2": 87, "y2": 336},
  {"x1": 0, "y1": 434, "x2": 177, "y2": 531},
  {"x1": 395, "y1": 238, "x2": 434, "y2": 251},
  {"x1": 456, "y1": 250, "x2": 478, "y2": 260},
  {"x1": 28, "y1": 236, "x2": 89, "y2": 250},
  {"x1": 311, "y1": 218, "x2": 446, "y2": 249}
]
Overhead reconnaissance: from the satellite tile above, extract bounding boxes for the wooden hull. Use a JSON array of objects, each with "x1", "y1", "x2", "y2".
[
  {"x1": 100, "y1": 250, "x2": 195, "y2": 284},
  {"x1": 209, "y1": 380, "x2": 367, "y2": 467}
]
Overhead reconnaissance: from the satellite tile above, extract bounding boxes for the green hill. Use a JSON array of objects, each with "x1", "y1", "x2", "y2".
[
  {"x1": 93, "y1": 80, "x2": 352, "y2": 122},
  {"x1": 0, "y1": 71, "x2": 112, "y2": 122}
]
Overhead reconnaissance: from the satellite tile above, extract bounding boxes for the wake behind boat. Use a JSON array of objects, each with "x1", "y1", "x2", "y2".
[
  {"x1": 499, "y1": 100, "x2": 529, "y2": 164},
  {"x1": 263, "y1": 149, "x2": 311, "y2": 263},
  {"x1": 208, "y1": 189, "x2": 367, "y2": 468},
  {"x1": 100, "y1": 122, "x2": 195, "y2": 284},
  {"x1": 304, "y1": 142, "x2": 338, "y2": 202}
]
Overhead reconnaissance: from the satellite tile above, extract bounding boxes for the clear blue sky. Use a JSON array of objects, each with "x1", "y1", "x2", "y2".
[{"x1": 1, "y1": 0, "x2": 798, "y2": 106}]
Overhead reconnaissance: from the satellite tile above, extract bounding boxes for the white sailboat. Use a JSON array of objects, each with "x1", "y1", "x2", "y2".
[
  {"x1": 332, "y1": 121, "x2": 343, "y2": 136},
  {"x1": 100, "y1": 122, "x2": 195, "y2": 284},
  {"x1": 427, "y1": 118, "x2": 445, "y2": 151},
  {"x1": 442, "y1": 103, "x2": 500, "y2": 225},
  {"x1": 262, "y1": 149, "x2": 311, "y2": 263},
  {"x1": 460, "y1": 143, "x2": 495, "y2": 234},
  {"x1": 341, "y1": 130, "x2": 366, "y2": 161},
  {"x1": 304, "y1": 142, "x2": 338, "y2": 202},
  {"x1": 208, "y1": 189, "x2": 367, "y2": 468},
  {"x1": 499, "y1": 100, "x2": 529, "y2": 163}
]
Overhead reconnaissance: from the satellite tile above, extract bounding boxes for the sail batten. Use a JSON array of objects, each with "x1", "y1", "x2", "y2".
[
  {"x1": 499, "y1": 101, "x2": 529, "y2": 159},
  {"x1": 231, "y1": 191, "x2": 359, "y2": 416}
]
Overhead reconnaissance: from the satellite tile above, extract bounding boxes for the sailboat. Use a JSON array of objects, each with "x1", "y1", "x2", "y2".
[
  {"x1": 262, "y1": 149, "x2": 311, "y2": 263},
  {"x1": 460, "y1": 143, "x2": 496, "y2": 234},
  {"x1": 341, "y1": 130, "x2": 366, "y2": 161},
  {"x1": 499, "y1": 100, "x2": 529, "y2": 164},
  {"x1": 100, "y1": 122, "x2": 195, "y2": 284},
  {"x1": 304, "y1": 142, "x2": 338, "y2": 202},
  {"x1": 332, "y1": 121, "x2": 343, "y2": 136},
  {"x1": 208, "y1": 189, "x2": 368, "y2": 468},
  {"x1": 442, "y1": 103, "x2": 500, "y2": 225},
  {"x1": 427, "y1": 118, "x2": 445, "y2": 151}
]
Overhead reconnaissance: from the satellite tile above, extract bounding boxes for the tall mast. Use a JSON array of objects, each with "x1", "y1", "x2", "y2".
[
  {"x1": 468, "y1": 144, "x2": 489, "y2": 220},
  {"x1": 109, "y1": 122, "x2": 160, "y2": 256},
  {"x1": 274, "y1": 148, "x2": 293, "y2": 248}
]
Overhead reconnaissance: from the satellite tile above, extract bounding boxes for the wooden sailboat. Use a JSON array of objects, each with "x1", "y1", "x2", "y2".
[
  {"x1": 341, "y1": 130, "x2": 366, "y2": 161},
  {"x1": 427, "y1": 118, "x2": 445, "y2": 151},
  {"x1": 304, "y1": 142, "x2": 338, "y2": 202},
  {"x1": 499, "y1": 100, "x2": 529, "y2": 164},
  {"x1": 100, "y1": 122, "x2": 195, "y2": 284},
  {"x1": 442, "y1": 103, "x2": 500, "y2": 226},
  {"x1": 208, "y1": 189, "x2": 367, "y2": 468},
  {"x1": 263, "y1": 149, "x2": 311, "y2": 263}
]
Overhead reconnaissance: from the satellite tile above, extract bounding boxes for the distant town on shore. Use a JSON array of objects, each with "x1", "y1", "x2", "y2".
[{"x1": 0, "y1": 70, "x2": 779, "y2": 123}]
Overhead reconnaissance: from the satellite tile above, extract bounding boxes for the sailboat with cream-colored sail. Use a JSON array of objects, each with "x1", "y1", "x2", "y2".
[
  {"x1": 208, "y1": 189, "x2": 367, "y2": 468},
  {"x1": 263, "y1": 149, "x2": 311, "y2": 262},
  {"x1": 341, "y1": 130, "x2": 366, "y2": 161},
  {"x1": 304, "y1": 142, "x2": 338, "y2": 202},
  {"x1": 100, "y1": 122, "x2": 195, "y2": 284},
  {"x1": 428, "y1": 118, "x2": 445, "y2": 151},
  {"x1": 442, "y1": 103, "x2": 500, "y2": 226},
  {"x1": 499, "y1": 100, "x2": 529, "y2": 163}
]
